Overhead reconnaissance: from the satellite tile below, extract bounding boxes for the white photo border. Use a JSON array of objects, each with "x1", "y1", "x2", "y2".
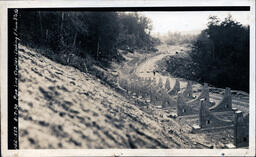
[{"x1": 0, "y1": 0, "x2": 255, "y2": 156}]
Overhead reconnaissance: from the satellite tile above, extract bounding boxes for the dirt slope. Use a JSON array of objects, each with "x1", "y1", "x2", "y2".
[{"x1": 18, "y1": 45, "x2": 203, "y2": 149}]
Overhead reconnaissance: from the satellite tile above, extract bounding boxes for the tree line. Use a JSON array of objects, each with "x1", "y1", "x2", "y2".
[
  {"x1": 19, "y1": 11, "x2": 159, "y2": 63},
  {"x1": 190, "y1": 15, "x2": 249, "y2": 92}
]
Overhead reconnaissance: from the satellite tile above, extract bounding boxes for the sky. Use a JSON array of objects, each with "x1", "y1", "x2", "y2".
[{"x1": 141, "y1": 11, "x2": 251, "y2": 35}]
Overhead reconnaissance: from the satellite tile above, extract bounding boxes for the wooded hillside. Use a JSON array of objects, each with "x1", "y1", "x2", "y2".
[{"x1": 20, "y1": 11, "x2": 159, "y2": 64}]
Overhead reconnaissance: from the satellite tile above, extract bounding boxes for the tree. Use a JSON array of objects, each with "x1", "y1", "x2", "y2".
[
  {"x1": 117, "y1": 13, "x2": 154, "y2": 51},
  {"x1": 190, "y1": 15, "x2": 249, "y2": 92}
]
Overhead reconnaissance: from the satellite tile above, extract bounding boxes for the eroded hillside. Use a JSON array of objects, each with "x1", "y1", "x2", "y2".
[{"x1": 19, "y1": 45, "x2": 203, "y2": 149}]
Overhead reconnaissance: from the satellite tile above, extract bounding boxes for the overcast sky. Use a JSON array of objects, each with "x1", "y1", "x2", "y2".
[{"x1": 141, "y1": 11, "x2": 250, "y2": 35}]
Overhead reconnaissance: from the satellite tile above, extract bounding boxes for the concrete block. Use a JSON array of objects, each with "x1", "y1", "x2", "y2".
[
  {"x1": 176, "y1": 92, "x2": 197, "y2": 116},
  {"x1": 168, "y1": 79, "x2": 180, "y2": 95},
  {"x1": 209, "y1": 87, "x2": 232, "y2": 112},
  {"x1": 197, "y1": 83, "x2": 210, "y2": 102},
  {"x1": 182, "y1": 81, "x2": 194, "y2": 99},
  {"x1": 158, "y1": 77, "x2": 163, "y2": 88},
  {"x1": 184, "y1": 83, "x2": 211, "y2": 109},
  {"x1": 234, "y1": 111, "x2": 249, "y2": 147},
  {"x1": 176, "y1": 83, "x2": 211, "y2": 116},
  {"x1": 199, "y1": 99, "x2": 233, "y2": 129},
  {"x1": 165, "y1": 78, "x2": 171, "y2": 91}
]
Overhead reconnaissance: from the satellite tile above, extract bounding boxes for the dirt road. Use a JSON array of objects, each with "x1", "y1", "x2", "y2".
[{"x1": 134, "y1": 45, "x2": 187, "y2": 88}]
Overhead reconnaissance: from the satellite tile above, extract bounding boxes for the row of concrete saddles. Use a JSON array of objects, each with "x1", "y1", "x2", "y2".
[
  {"x1": 177, "y1": 81, "x2": 249, "y2": 148},
  {"x1": 118, "y1": 76, "x2": 249, "y2": 148}
]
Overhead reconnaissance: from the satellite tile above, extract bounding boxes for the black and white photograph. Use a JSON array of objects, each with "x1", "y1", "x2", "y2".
[{"x1": 0, "y1": 0, "x2": 255, "y2": 156}]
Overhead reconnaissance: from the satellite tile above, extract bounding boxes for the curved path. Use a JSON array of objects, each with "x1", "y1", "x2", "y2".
[{"x1": 134, "y1": 45, "x2": 188, "y2": 89}]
